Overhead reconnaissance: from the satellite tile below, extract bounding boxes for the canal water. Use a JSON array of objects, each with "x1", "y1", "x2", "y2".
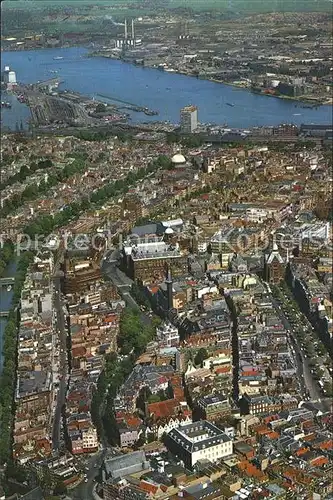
[
  {"x1": 1, "y1": 46, "x2": 332, "y2": 130},
  {"x1": 0, "y1": 261, "x2": 16, "y2": 374}
]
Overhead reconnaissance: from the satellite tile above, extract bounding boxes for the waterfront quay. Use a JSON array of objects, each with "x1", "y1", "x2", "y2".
[{"x1": 2, "y1": 47, "x2": 332, "y2": 132}]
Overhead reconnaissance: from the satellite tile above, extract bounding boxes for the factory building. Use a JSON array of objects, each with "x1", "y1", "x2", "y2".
[{"x1": 180, "y1": 105, "x2": 198, "y2": 133}]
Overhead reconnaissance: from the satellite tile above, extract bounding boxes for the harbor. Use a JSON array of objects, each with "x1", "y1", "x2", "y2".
[{"x1": 1, "y1": 46, "x2": 332, "y2": 131}]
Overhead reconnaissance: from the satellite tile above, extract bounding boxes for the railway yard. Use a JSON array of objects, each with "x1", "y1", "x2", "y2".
[{"x1": 8, "y1": 77, "x2": 159, "y2": 129}]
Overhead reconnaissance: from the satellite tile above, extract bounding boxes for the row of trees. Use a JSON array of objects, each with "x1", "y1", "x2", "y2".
[
  {"x1": 0, "y1": 251, "x2": 34, "y2": 465},
  {"x1": 75, "y1": 130, "x2": 131, "y2": 142},
  {"x1": 23, "y1": 154, "x2": 170, "y2": 239},
  {"x1": 118, "y1": 308, "x2": 154, "y2": 356},
  {"x1": 91, "y1": 308, "x2": 156, "y2": 445},
  {"x1": 0, "y1": 158, "x2": 53, "y2": 191},
  {"x1": 1, "y1": 155, "x2": 88, "y2": 218},
  {"x1": 130, "y1": 283, "x2": 150, "y2": 309},
  {"x1": 91, "y1": 350, "x2": 134, "y2": 444},
  {"x1": 0, "y1": 240, "x2": 15, "y2": 278}
]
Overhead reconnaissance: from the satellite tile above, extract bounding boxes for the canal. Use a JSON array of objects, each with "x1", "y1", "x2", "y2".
[{"x1": 0, "y1": 261, "x2": 16, "y2": 374}]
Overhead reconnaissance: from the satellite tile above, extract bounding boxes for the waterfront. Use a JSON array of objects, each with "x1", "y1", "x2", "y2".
[
  {"x1": 0, "y1": 261, "x2": 16, "y2": 374},
  {"x1": 1, "y1": 46, "x2": 332, "y2": 130}
]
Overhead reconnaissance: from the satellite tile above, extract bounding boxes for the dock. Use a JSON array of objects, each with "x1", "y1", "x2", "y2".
[{"x1": 96, "y1": 93, "x2": 158, "y2": 115}]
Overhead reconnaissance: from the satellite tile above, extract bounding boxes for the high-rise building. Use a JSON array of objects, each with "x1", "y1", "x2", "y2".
[
  {"x1": 180, "y1": 105, "x2": 198, "y2": 133},
  {"x1": 3, "y1": 65, "x2": 17, "y2": 85}
]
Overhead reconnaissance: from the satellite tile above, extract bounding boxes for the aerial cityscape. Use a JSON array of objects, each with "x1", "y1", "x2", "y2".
[{"x1": 0, "y1": 1, "x2": 332, "y2": 499}]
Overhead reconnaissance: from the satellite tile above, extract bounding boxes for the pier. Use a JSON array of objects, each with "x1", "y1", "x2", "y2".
[{"x1": 96, "y1": 93, "x2": 158, "y2": 115}]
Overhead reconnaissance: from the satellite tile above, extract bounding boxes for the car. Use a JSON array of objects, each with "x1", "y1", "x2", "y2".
[{"x1": 84, "y1": 478, "x2": 88, "y2": 483}]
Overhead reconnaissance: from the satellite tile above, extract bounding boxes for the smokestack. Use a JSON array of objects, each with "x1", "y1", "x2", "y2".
[
  {"x1": 131, "y1": 19, "x2": 135, "y2": 39},
  {"x1": 124, "y1": 19, "x2": 128, "y2": 39}
]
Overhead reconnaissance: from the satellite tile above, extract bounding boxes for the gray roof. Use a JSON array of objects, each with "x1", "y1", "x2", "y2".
[
  {"x1": 131, "y1": 223, "x2": 159, "y2": 237},
  {"x1": 198, "y1": 394, "x2": 228, "y2": 407},
  {"x1": 104, "y1": 450, "x2": 149, "y2": 479},
  {"x1": 168, "y1": 420, "x2": 232, "y2": 453}
]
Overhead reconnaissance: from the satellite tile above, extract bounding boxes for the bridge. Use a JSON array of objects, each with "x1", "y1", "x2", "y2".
[
  {"x1": 0, "y1": 311, "x2": 9, "y2": 318},
  {"x1": 0, "y1": 277, "x2": 15, "y2": 286}
]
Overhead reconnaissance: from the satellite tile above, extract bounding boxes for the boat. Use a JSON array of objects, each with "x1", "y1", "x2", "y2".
[
  {"x1": 7, "y1": 285, "x2": 12, "y2": 292},
  {"x1": 1, "y1": 101, "x2": 12, "y2": 109},
  {"x1": 226, "y1": 103, "x2": 235, "y2": 107},
  {"x1": 144, "y1": 109, "x2": 158, "y2": 116},
  {"x1": 53, "y1": 56, "x2": 64, "y2": 60}
]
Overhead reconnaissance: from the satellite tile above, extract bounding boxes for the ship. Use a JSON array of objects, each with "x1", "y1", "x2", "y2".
[
  {"x1": 226, "y1": 102, "x2": 235, "y2": 107},
  {"x1": 53, "y1": 56, "x2": 64, "y2": 60},
  {"x1": 144, "y1": 109, "x2": 158, "y2": 116}
]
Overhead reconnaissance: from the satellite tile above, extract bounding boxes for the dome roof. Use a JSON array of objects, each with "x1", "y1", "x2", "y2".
[{"x1": 171, "y1": 153, "x2": 186, "y2": 164}]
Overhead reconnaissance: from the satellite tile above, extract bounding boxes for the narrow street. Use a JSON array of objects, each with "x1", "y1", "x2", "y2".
[{"x1": 52, "y1": 273, "x2": 68, "y2": 451}]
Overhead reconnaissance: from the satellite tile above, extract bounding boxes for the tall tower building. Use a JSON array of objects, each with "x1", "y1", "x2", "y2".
[
  {"x1": 165, "y1": 267, "x2": 173, "y2": 311},
  {"x1": 264, "y1": 243, "x2": 285, "y2": 284},
  {"x1": 180, "y1": 105, "x2": 198, "y2": 134},
  {"x1": 3, "y1": 66, "x2": 17, "y2": 85}
]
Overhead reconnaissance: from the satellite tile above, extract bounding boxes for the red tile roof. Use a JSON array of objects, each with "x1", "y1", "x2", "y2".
[
  {"x1": 139, "y1": 481, "x2": 158, "y2": 495},
  {"x1": 148, "y1": 399, "x2": 179, "y2": 419},
  {"x1": 72, "y1": 346, "x2": 87, "y2": 358}
]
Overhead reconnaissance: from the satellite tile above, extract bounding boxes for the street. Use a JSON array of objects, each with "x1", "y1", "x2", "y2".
[
  {"x1": 52, "y1": 273, "x2": 68, "y2": 451},
  {"x1": 71, "y1": 448, "x2": 107, "y2": 500},
  {"x1": 267, "y1": 286, "x2": 323, "y2": 403},
  {"x1": 101, "y1": 248, "x2": 152, "y2": 325}
]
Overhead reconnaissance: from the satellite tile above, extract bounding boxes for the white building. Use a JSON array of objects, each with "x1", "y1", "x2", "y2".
[
  {"x1": 166, "y1": 420, "x2": 233, "y2": 469},
  {"x1": 180, "y1": 105, "x2": 198, "y2": 133},
  {"x1": 82, "y1": 427, "x2": 99, "y2": 451},
  {"x1": 3, "y1": 65, "x2": 17, "y2": 85},
  {"x1": 156, "y1": 321, "x2": 180, "y2": 347}
]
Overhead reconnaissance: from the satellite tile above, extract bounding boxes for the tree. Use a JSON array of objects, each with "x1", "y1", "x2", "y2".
[
  {"x1": 53, "y1": 481, "x2": 67, "y2": 496},
  {"x1": 194, "y1": 348, "x2": 209, "y2": 367},
  {"x1": 95, "y1": 103, "x2": 106, "y2": 113},
  {"x1": 148, "y1": 394, "x2": 161, "y2": 404}
]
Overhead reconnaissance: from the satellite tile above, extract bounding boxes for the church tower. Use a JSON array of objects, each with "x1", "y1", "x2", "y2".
[
  {"x1": 264, "y1": 243, "x2": 285, "y2": 284},
  {"x1": 165, "y1": 266, "x2": 173, "y2": 311}
]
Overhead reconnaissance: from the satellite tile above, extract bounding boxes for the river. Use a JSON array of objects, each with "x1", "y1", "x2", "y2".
[
  {"x1": 1, "y1": 46, "x2": 332, "y2": 130},
  {"x1": 0, "y1": 261, "x2": 16, "y2": 374}
]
